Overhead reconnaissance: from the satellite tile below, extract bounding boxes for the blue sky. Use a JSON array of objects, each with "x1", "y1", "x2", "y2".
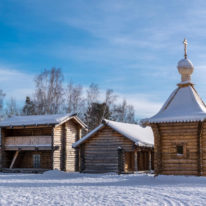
[{"x1": 1, "y1": 0, "x2": 206, "y2": 118}]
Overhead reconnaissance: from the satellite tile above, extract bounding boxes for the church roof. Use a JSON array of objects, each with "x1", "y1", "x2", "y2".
[
  {"x1": 142, "y1": 83, "x2": 206, "y2": 124},
  {"x1": 73, "y1": 119, "x2": 154, "y2": 148}
]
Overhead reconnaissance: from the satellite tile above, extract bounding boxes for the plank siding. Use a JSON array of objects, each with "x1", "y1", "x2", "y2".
[{"x1": 5, "y1": 136, "x2": 52, "y2": 146}]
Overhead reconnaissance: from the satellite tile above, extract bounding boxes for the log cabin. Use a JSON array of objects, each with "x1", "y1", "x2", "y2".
[
  {"x1": 141, "y1": 39, "x2": 206, "y2": 176},
  {"x1": 0, "y1": 113, "x2": 87, "y2": 173},
  {"x1": 73, "y1": 119, "x2": 154, "y2": 174}
]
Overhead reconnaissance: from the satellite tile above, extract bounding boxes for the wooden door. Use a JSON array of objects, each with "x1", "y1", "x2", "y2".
[
  {"x1": 124, "y1": 152, "x2": 134, "y2": 172},
  {"x1": 33, "y1": 154, "x2": 40, "y2": 168},
  {"x1": 138, "y1": 151, "x2": 150, "y2": 171}
]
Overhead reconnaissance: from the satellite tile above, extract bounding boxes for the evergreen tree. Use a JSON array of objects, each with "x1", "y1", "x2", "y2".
[
  {"x1": 85, "y1": 102, "x2": 111, "y2": 131},
  {"x1": 22, "y1": 96, "x2": 36, "y2": 115}
]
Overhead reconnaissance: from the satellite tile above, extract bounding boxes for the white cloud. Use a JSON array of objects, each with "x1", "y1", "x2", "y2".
[
  {"x1": 97, "y1": 89, "x2": 162, "y2": 119},
  {"x1": 0, "y1": 65, "x2": 35, "y2": 103},
  {"x1": 118, "y1": 93, "x2": 162, "y2": 118}
]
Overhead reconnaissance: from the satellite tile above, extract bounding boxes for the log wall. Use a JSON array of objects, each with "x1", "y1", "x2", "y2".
[
  {"x1": 65, "y1": 120, "x2": 80, "y2": 172},
  {"x1": 53, "y1": 120, "x2": 81, "y2": 171},
  {"x1": 201, "y1": 122, "x2": 206, "y2": 175},
  {"x1": 0, "y1": 128, "x2": 5, "y2": 169},
  {"x1": 152, "y1": 122, "x2": 200, "y2": 175},
  {"x1": 82, "y1": 126, "x2": 134, "y2": 173},
  {"x1": 53, "y1": 125, "x2": 63, "y2": 170}
]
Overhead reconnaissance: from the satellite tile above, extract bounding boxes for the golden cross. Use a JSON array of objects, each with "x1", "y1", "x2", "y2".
[{"x1": 183, "y1": 38, "x2": 187, "y2": 59}]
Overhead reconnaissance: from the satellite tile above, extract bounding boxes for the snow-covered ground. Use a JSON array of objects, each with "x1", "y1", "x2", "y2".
[{"x1": 0, "y1": 171, "x2": 206, "y2": 206}]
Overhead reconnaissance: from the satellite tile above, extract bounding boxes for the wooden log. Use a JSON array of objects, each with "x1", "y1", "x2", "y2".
[
  {"x1": 197, "y1": 121, "x2": 203, "y2": 175},
  {"x1": 117, "y1": 147, "x2": 123, "y2": 174},
  {"x1": 9, "y1": 151, "x2": 19, "y2": 169},
  {"x1": 134, "y1": 151, "x2": 138, "y2": 171},
  {"x1": 152, "y1": 124, "x2": 162, "y2": 175}
]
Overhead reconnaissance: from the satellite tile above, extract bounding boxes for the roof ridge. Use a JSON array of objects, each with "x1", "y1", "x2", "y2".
[
  {"x1": 191, "y1": 85, "x2": 206, "y2": 109},
  {"x1": 162, "y1": 87, "x2": 180, "y2": 111}
]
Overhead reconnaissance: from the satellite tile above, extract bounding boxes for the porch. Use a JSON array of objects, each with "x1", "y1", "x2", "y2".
[
  {"x1": 121, "y1": 148, "x2": 154, "y2": 174},
  {"x1": 3, "y1": 150, "x2": 53, "y2": 171}
]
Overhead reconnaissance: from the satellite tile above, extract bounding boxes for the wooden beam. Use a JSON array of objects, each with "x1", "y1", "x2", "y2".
[
  {"x1": 197, "y1": 121, "x2": 203, "y2": 176},
  {"x1": 134, "y1": 151, "x2": 138, "y2": 171},
  {"x1": 51, "y1": 127, "x2": 54, "y2": 170},
  {"x1": 9, "y1": 151, "x2": 19, "y2": 169},
  {"x1": 5, "y1": 146, "x2": 52, "y2": 151},
  {"x1": 152, "y1": 124, "x2": 162, "y2": 175},
  {"x1": 149, "y1": 150, "x2": 152, "y2": 171},
  {"x1": 117, "y1": 147, "x2": 123, "y2": 174},
  {"x1": 80, "y1": 144, "x2": 85, "y2": 172}
]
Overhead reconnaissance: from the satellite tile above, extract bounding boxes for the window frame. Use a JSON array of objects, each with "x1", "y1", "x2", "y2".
[{"x1": 176, "y1": 145, "x2": 184, "y2": 156}]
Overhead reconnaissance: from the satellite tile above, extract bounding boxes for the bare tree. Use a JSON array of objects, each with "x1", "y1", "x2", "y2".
[
  {"x1": 86, "y1": 83, "x2": 99, "y2": 107},
  {"x1": 5, "y1": 97, "x2": 19, "y2": 118},
  {"x1": 34, "y1": 68, "x2": 64, "y2": 114},
  {"x1": 111, "y1": 99, "x2": 136, "y2": 123},
  {"x1": 100, "y1": 89, "x2": 117, "y2": 123},
  {"x1": 0, "y1": 90, "x2": 5, "y2": 120},
  {"x1": 65, "y1": 81, "x2": 85, "y2": 118},
  {"x1": 125, "y1": 105, "x2": 136, "y2": 123}
]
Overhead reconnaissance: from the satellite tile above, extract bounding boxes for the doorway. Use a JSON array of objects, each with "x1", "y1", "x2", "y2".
[
  {"x1": 33, "y1": 154, "x2": 40, "y2": 168},
  {"x1": 124, "y1": 152, "x2": 134, "y2": 172}
]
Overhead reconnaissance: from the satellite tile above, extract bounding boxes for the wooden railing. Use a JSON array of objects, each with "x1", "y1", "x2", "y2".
[{"x1": 5, "y1": 136, "x2": 52, "y2": 146}]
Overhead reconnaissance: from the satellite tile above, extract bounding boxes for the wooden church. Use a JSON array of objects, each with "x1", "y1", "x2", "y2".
[
  {"x1": 0, "y1": 113, "x2": 86, "y2": 173},
  {"x1": 142, "y1": 39, "x2": 206, "y2": 176}
]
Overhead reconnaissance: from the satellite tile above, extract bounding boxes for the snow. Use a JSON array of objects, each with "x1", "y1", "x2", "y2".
[
  {"x1": 142, "y1": 85, "x2": 206, "y2": 124},
  {"x1": 73, "y1": 119, "x2": 154, "y2": 148},
  {"x1": 0, "y1": 172, "x2": 206, "y2": 205},
  {"x1": 0, "y1": 113, "x2": 86, "y2": 128}
]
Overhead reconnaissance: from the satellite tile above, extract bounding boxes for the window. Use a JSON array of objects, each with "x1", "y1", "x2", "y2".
[
  {"x1": 176, "y1": 145, "x2": 183, "y2": 155},
  {"x1": 33, "y1": 154, "x2": 40, "y2": 168}
]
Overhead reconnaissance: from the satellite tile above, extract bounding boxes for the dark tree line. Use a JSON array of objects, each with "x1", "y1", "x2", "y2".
[{"x1": 0, "y1": 68, "x2": 136, "y2": 131}]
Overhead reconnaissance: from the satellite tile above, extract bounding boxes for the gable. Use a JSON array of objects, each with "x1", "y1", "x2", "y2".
[{"x1": 85, "y1": 126, "x2": 135, "y2": 150}]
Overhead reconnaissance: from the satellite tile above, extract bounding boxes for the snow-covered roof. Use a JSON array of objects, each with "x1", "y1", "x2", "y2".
[
  {"x1": 142, "y1": 83, "x2": 206, "y2": 124},
  {"x1": 73, "y1": 119, "x2": 154, "y2": 148},
  {"x1": 0, "y1": 113, "x2": 87, "y2": 128}
]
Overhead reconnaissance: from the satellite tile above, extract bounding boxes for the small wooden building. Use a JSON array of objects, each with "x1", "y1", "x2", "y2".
[
  {"x1": 0, "y1": 113, "x2": 87, "y2": 173},
  {"x1": 142, "y1": 39, "x2": 206, "y2": 176},
  {"x1": 73, "y1": 119, "x2": 154, "y2": 173}
]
